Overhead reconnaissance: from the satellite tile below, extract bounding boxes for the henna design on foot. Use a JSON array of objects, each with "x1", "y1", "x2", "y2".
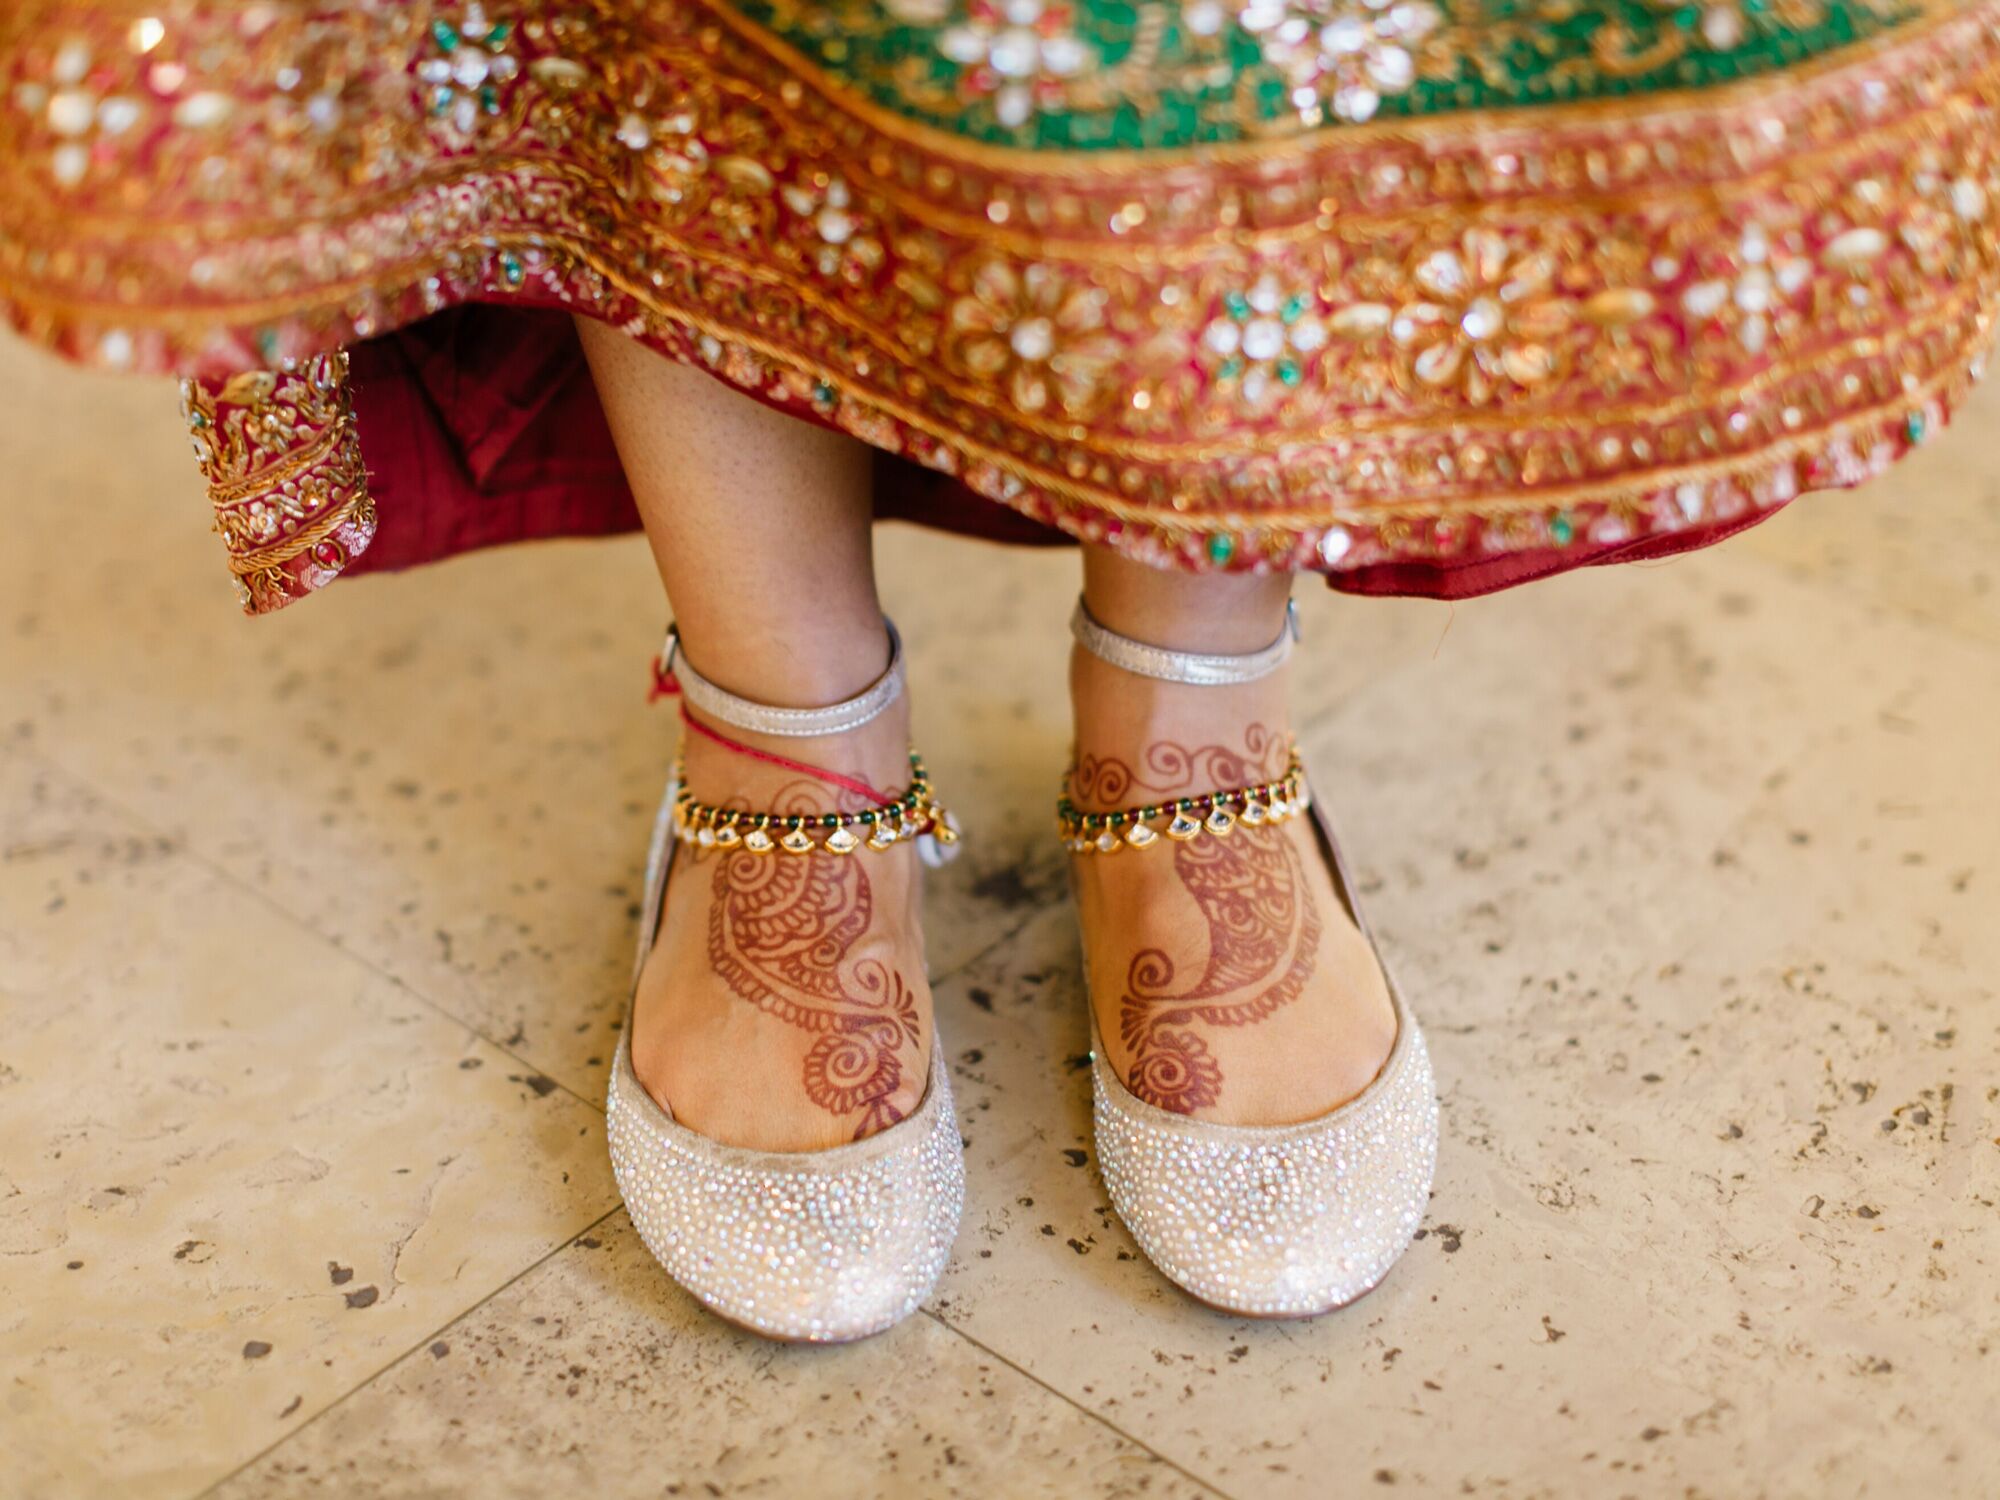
[
  {"x1": 1120, "y1": 828, "x2": 1321, "y2": 1113},
  {"x1": 701, "y1": 779, "x2": 923, "y2": 1140},
  {"x1": 1072, "y1": 722, "x2": 1283, "y2": 808},
  {"x1": 1077, "y1": 729, "x2": 1320, "y2": 1115}
]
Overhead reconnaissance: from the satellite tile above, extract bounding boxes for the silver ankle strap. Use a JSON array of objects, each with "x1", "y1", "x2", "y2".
[
  {"x1": 1069, "y1": 599, "x2": 1297, "y2": 686},
  {"x1": 660, "y1": 620, "x2": 905, "y2": 737}
]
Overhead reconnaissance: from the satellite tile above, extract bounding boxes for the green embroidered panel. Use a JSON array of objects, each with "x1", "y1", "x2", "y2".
[{"x1": 733, "y1": 0, "x2": 1924, "y2": 149}]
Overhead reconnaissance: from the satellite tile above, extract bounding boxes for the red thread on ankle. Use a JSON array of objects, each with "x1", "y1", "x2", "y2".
[
  {"x1": 648, "y1": 657, "x2": 681, "y2": 704},
  {"x1": 653, "y1": 661, "x2": 898, "y2": 807}
]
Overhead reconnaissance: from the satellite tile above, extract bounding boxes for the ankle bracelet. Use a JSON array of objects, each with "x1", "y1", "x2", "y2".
[
  {"x1": 1070, "y1": 598, "x2": 1297, "y2": 687},
  {"x1": 1057, "y1": 744, "x2": 1309, "y2": 854},
  {"x1": 673, "y1": 749, "x2": 959, "y2": 857},
  {"x1": 659, "y1": 618, "x2": 905, "y2": 737}
]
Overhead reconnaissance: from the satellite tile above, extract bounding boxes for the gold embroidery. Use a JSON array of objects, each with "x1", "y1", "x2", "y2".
[{"x1": 0, "y1": 0, "x2": 1996, "y2": 603}]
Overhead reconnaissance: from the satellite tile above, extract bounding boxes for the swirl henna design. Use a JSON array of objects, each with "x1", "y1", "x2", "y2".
[
  {"x1": 698, "y1": 777, "x2": 923, "y2": 1140},
  {"x1": 1071, "y1": 723, "x2": 1286, "y2": 809},
  {"x1": 1119, "y1": 829, "x2": 1322, "y2": 1113},
  {"x1": 1078, "y1": 731, "x2": 1319, "y2": 1115}
]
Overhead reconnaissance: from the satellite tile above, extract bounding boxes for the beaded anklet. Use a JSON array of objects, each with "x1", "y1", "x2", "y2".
[
  {"x1": 672, "y1": 749, "x2": 959, "y2": 856},
  {"x1": 1057, "y1": 746, "x2": 1309, "y2": 855}
]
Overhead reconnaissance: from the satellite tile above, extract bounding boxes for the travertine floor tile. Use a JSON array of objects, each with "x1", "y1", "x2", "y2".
[
  {"x1": 210, "y1": 1215, "x2": 1214, "y2": 1500},
  {"x1": 0, "y1": 749, "x2": 616, "y2": 1500}
]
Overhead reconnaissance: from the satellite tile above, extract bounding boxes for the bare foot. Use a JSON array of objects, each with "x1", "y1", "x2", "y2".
[
  {"x1": 630, "y1": 697, "x2": 932, "y2": 1153},
  {"x1": 1069, "y1": 648, "x2": 1396, "y2": 1126}
]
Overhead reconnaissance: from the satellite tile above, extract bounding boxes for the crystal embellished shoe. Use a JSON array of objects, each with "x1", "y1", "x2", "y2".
[
  {"x1": 605, "y1": 623, "x2": 964, "y2": 1343},
  {"x1": 1066, "y1": 601, "x2": 1438, "y2": 1318}
]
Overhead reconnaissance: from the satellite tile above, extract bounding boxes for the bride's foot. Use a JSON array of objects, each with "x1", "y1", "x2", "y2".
[
  {"x1": 631, "y1": 651, "x2": 933, "y2": 1153},
  {"x1": 1068, "y1": 614, "x2": 1396, "y2": 1128}
]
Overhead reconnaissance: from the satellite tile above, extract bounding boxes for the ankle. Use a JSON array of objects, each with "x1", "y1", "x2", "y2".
[
  {"x1": 680, "y1": 700, "x2": 916, "y2": 811},
  {"x1": 673, "y1": 613, "x2": 893, "y2": 709},
  {"x1": 1068, "y1": 647, "x2": 1292, "y2": 809}
]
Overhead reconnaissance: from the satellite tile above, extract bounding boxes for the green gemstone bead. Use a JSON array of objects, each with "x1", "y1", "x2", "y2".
[
  {"x1": 1207, "y1": 532, "x2": 1236, "y2": 565},
  {"x1": 1549, "y1": 512, "x2": 1575, "y2": 546}
]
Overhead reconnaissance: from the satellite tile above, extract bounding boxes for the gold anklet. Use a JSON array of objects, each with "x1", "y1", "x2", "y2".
[
  {"x1": 1057, "y1": 746, "x2": 1309, "y2": 854},
  {"x1": 673, "y1": 749, "x2": 959, "y2": 856}
]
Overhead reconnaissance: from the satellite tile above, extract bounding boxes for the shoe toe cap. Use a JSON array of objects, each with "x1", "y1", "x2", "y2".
[
  {"x1": 609, "y1": 1054, "x2": 964, "y2": 1342},
  {"x1": 1093, "y1": 1027, "x2": 1437, "y2": 1317}
]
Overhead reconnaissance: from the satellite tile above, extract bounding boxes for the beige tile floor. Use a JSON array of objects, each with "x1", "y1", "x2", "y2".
[{"x1": 1, "y1": 329, "x2": 1995, "y2": 1500}]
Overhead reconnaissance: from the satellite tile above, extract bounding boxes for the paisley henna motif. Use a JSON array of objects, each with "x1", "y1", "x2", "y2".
[
  {"x1": 1080, "y1": 729, "x2": 1319, "y2": 1114},
  {"x1": 1120, "y1": 828, "x2": 1322, "y2": 1113},
  {"x1": 703, "y1": 781, "x2": 923, "y2": 1139}
]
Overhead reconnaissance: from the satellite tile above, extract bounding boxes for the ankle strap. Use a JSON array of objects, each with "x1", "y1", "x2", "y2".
[
  {"x1": 660, "y1": 620, "x2": 905, "y2": 737},
  {"x1": 1069, "y1": 599, "x2": 1297, "y2": 686}
]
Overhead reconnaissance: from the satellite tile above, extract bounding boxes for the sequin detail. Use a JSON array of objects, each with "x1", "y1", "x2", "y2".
[
  {"x1": 1092, "y1": 998, "x2": 1436, "y2": 1316},
  {"x1": 608, "y1": 1029, "x2": 964, "y2": 1342}
]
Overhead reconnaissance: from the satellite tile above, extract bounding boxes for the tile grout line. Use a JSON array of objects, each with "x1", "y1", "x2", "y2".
[
  {"x1": 188, "y1": 1204, "x2": 627, "y2": 1500},
  {"x1": 920, "y1": 1309, "x2": 1237, "y2": 1500},
  {"x1": 14, "y1": 741, "x2": 612, "y2": 1118}
]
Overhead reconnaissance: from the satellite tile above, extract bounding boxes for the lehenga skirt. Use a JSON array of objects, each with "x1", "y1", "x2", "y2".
[{"x1": 3, "y1": 0, "x2": 1997, "y2": 613}]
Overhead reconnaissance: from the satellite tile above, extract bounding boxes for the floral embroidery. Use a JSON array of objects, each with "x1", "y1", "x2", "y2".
[
  {"x1": 781, "y1": 175, "x2": 884, "y2": 281},
  {"x1": 1376, "y1": 229, "x2": 1570, "y2": 402},
  {"x1": 1238, "y1": 0, "x2": 1441, "y2": 123},
  {"x1": 947, "y1": 261, "x2": 1123, "y2": 416},
  {"x1": 13, "y1": 38, "x2": 138, "y2": 188},
  {"x1": 726, "y1": 0, "x2": 1923, "y2": 147},
  {"x1": 1680, "y1": 225, "x2": 1813, "y2": 356},
  {"x1": 0, "y1": 0, "x2": 1993, "y2": 614},
  {"x1": 1202, "y1": 274, "x2": 1328, "y2": 403},
  {"x1": 416, "y1": 3, "x2": 518, "y2": 137},
  {"x1": 938, "y1": 1, "x2": 1096, "y2": 129},
  {"x1": 179, "y1": 355, "x2": 374, "y2": 612}
]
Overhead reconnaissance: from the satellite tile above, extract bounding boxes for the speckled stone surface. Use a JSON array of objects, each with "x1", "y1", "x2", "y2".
[{"x1": 2, "y1": 329, "x2": 1997, "y2": 1497}]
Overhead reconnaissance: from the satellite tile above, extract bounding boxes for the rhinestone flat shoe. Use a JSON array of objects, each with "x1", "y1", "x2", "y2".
[
  {"x1": 1066, "y1": 600, "x2": 1439, "y2": 1318},
  {"x1": 1088, "y1": 794, "x2": 1437, "y2": 1317},
  {"x1": 605, "y1": 625, "x2": 964, "y2": 1343}
]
